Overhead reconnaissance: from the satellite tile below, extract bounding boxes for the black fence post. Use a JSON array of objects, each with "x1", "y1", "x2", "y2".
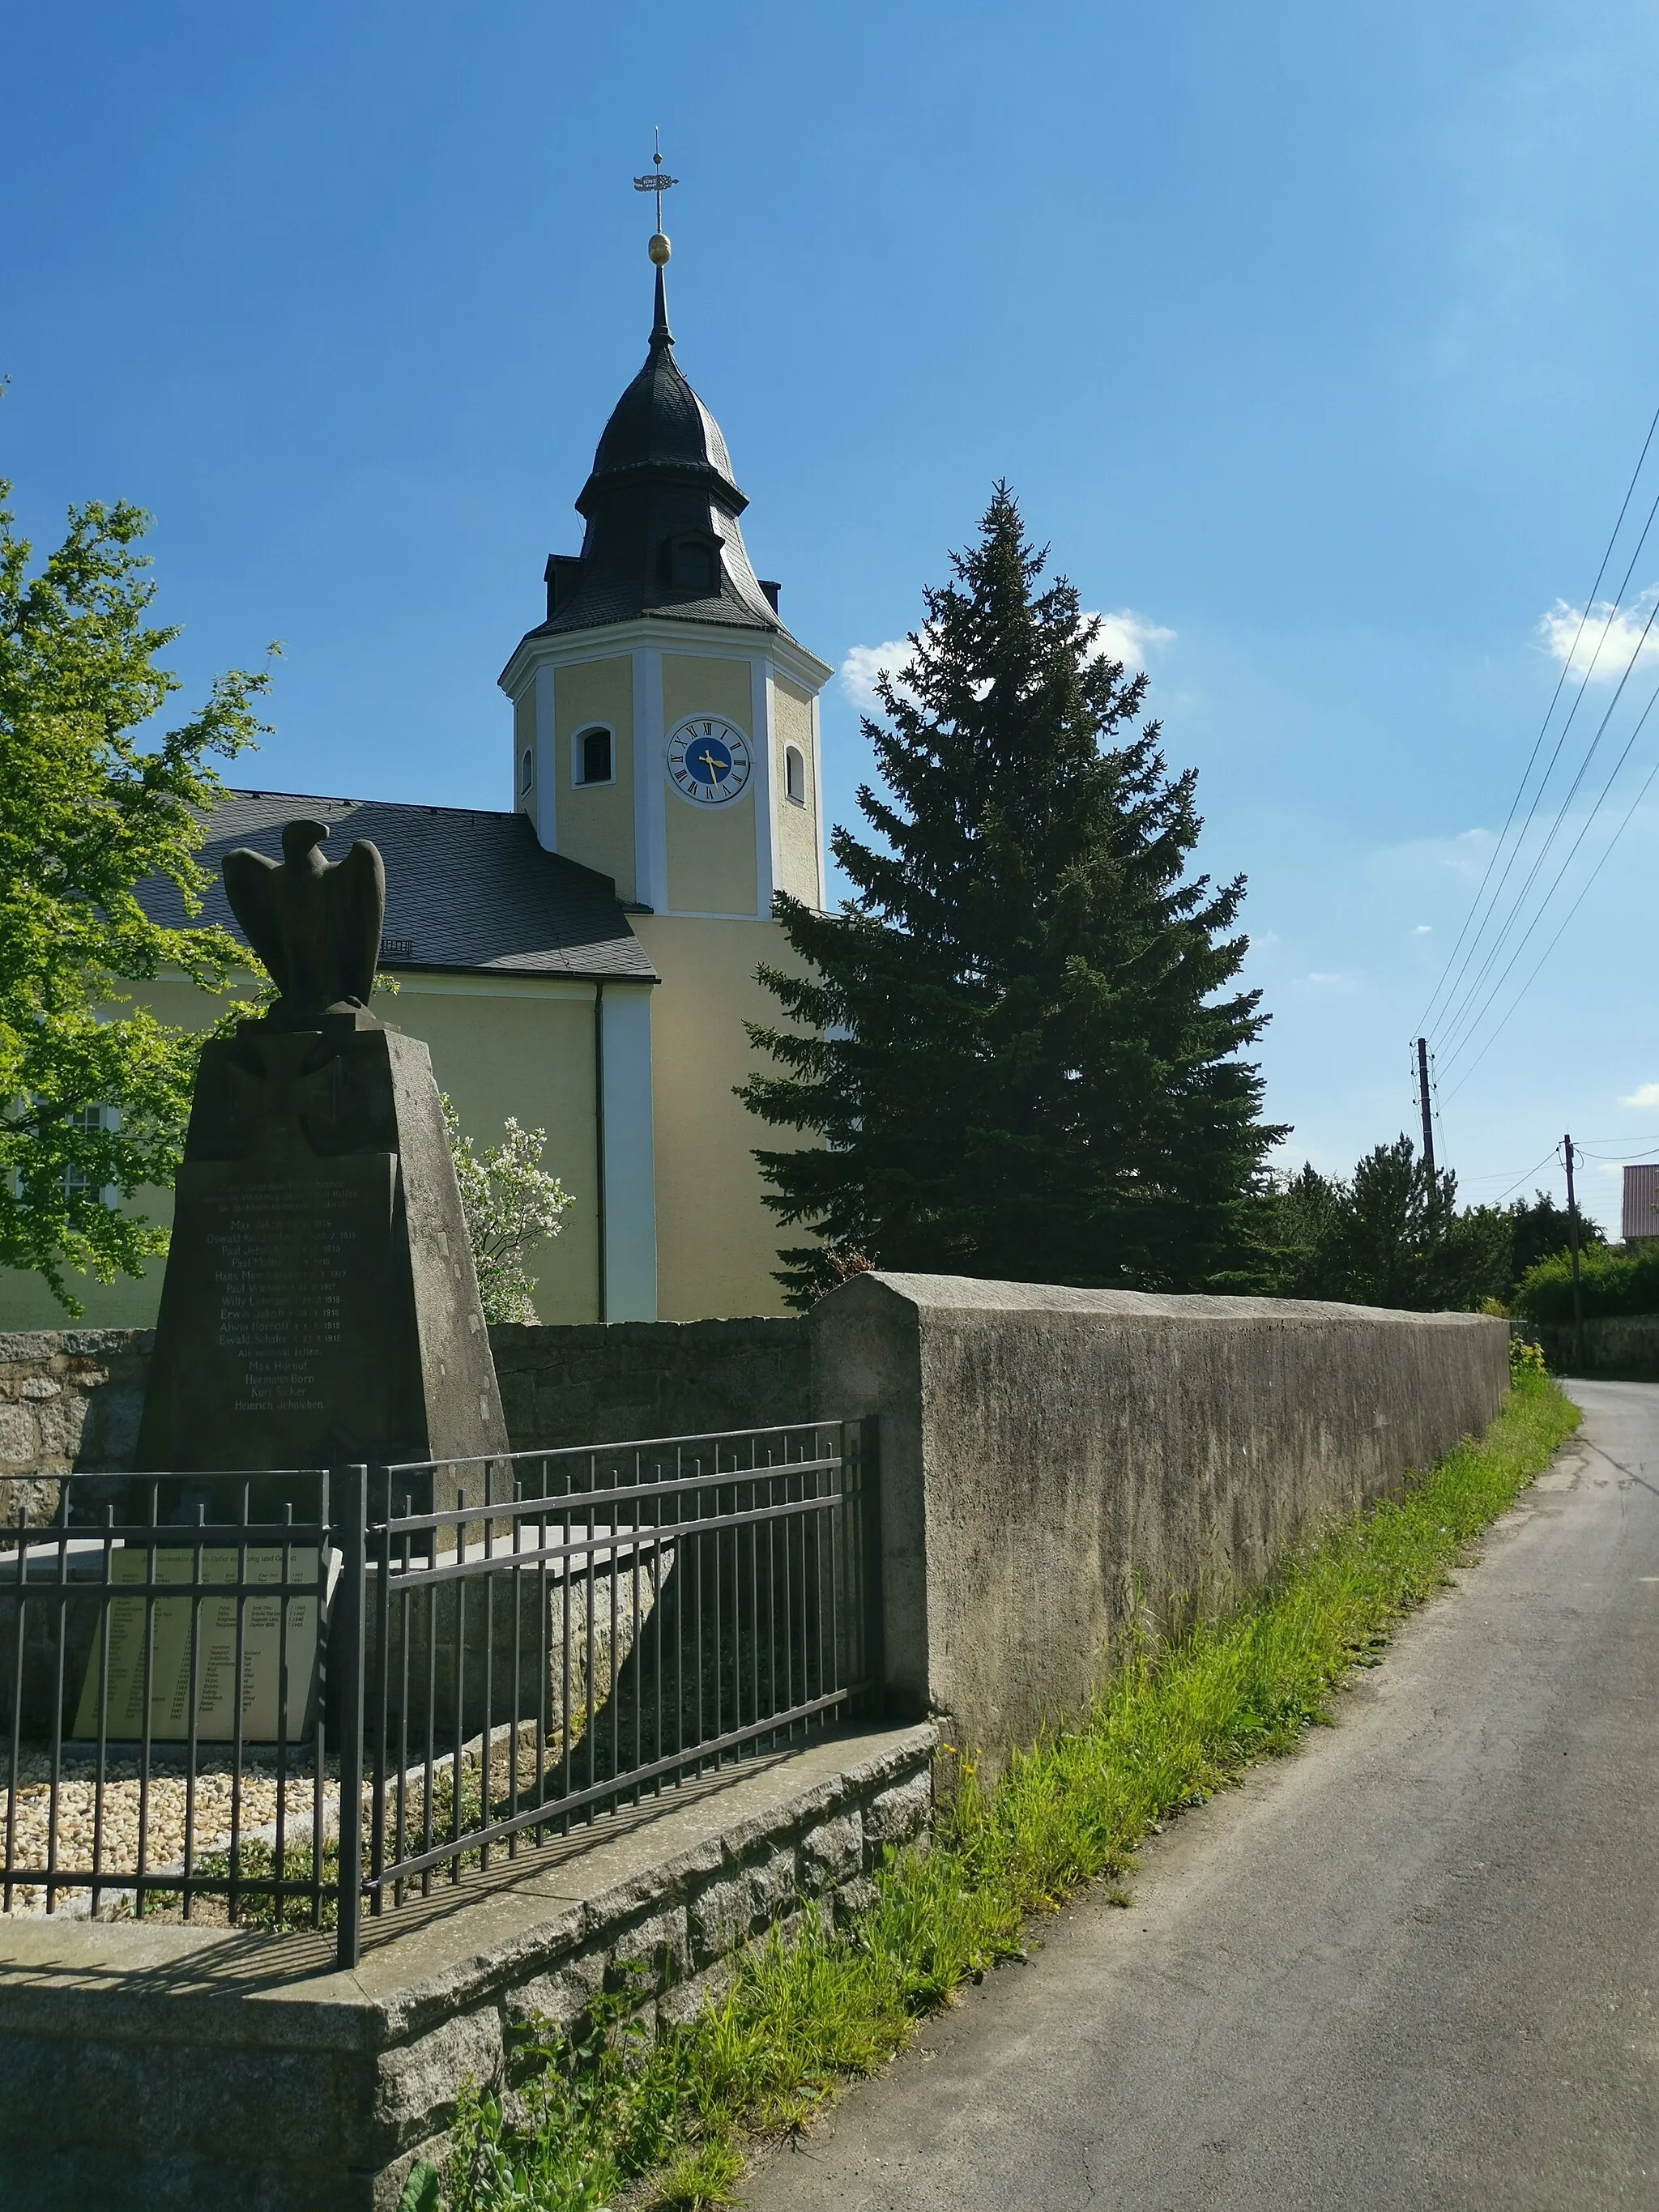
[
  {"x1": 851, "y1": 1417, "x2": 885, "y2": 1716},
  {"x1": 335, "y1": 1464, "x2": 367, "y2": 1971}
]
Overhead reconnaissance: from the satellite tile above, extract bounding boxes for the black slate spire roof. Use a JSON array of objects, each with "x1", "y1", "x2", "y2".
[{"x1": 524, "y1": 265, "x2": 788, "y2": 642}]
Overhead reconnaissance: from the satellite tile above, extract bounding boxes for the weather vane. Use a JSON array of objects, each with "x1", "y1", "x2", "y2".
[{"x1": 633, "y1": 127, "x2": 677, "y2": 265}]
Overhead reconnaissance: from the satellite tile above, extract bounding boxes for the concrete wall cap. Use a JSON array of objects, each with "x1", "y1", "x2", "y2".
[{"x1": 838, "y1": 1272, "x2": 1500, "y2": 1329}]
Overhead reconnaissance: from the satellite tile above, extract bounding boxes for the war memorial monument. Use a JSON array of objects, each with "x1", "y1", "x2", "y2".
[{"x1": 134, "y1": 816, "x2": 509, "y2": 1507}]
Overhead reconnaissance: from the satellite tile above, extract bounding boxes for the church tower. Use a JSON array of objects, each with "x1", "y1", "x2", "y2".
[{"x1": 498, "y1": 178, "x2": 831, "y2": 1319}]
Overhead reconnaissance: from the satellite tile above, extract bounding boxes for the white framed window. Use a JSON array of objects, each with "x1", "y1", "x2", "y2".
[
  {"x1": 11, "y1": 1102, "x2": 120, "y2": 1206},
  {"x1": 64, "y1": 1102, "x2": 117, "y2": 1202},
  {"x1": 574, "y1": 725, "x2": 615, "y2": 786},
  {"x1": 520, "y1": 747, "x2": 534, "y2": 795},
  {"x1": 784, "y1": 744, "x2": 807, "y2": 806}
]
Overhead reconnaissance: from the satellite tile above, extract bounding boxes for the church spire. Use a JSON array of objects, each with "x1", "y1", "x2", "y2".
[
  {"x1": 635, "y1": 130, "x2": 676, "y2": 348},
  {"x1": 516, "y1": 143, "x2": 789, "y2": 642}
]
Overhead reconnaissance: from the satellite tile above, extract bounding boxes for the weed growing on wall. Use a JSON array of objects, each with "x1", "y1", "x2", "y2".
[{"x1": 412, "y1": 1374, "x2": 1578, "y2": 2212}]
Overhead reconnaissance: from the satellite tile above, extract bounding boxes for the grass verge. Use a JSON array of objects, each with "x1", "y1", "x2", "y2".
[{"x1": 416, "y1": 1372, "x2": 1578, "y2": 2212}]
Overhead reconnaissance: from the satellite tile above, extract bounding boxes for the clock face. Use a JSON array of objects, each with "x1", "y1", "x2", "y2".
[{"x1": 666, "y1": 714, "x2": 752, "y2": 806}]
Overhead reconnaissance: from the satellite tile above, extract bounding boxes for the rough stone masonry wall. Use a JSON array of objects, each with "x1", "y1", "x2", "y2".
[
  {"x1": 810, "y1": 1273, "x2": 1512, "y2": 1763},
  {"x1": 0, "y1": 1319, "x2": 811, "y2": 1499},
  {"x1": 488, "y1": 1316, "x2": 811, "y2": 1451},
  {"x1": 1533, "y1": 1314, "x2": 1659, "y2": 1379},
  {"x1": 0, "y1": 1328, "x2": 151, "y2": 1521},
  {"x1": 0, "y1": 1724, "x2": 937, "y2": 2212}
]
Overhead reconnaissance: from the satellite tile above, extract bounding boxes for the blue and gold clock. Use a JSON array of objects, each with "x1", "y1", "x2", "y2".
[{"x1": 666, "y1": 714, "x2": 752, "y2": 806}]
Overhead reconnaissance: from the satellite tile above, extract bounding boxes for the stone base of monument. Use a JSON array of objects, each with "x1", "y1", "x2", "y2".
[
  {"x1": 360, "y1": 1538, "x2": 676, "y2": 1750},
  {"x1": 134, "y1": 1018, "x2": 508, "y2": 1515}
]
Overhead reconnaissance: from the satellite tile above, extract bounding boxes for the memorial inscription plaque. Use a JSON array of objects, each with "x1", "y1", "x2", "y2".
[
  {"x1": 134, "y1": 820, "x2": 508, "y2": 1511},
  {"x1": 70, "y1": 1544, "x2": 335, "y2": 1742}
]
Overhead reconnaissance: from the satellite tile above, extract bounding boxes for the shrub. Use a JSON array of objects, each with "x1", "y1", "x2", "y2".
[
  {"x1": 1512, "y1": 1239, "x2": 1659, "y2": 1322},
  {"x1": 1508, "y1": 1336, "x2": 1547, "y2": 1383}
]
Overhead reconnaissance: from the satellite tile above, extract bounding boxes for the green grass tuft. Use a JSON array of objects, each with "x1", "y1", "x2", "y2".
[{"x1": 438, "y1": 1375, "x2": 1579, "y2": 2211}]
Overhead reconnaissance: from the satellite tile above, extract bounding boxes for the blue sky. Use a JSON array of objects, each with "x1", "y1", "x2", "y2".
[{"x1": 9, "y1": 0, "x2": 1659, "y2": 1231}]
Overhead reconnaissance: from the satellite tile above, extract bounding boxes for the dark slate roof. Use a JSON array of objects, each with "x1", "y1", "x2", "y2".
[
  {"x1": 589, "y1": 272, "x2": 740, "y2": 490},
  {"x1": 517, "y1": 267, "x2": 792, "y2": 647},
  {"x1": 141, "y1": 791, "x2": 657, "y2": 984}
]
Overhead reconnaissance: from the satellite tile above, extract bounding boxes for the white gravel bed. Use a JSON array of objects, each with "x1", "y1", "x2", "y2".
[
  {"x1": 0, "y1": 1750, "x2": 334, "y2": 1916},
  {"x1": 0, "y1": 1724, "x2": 591, "y2": 1917}
]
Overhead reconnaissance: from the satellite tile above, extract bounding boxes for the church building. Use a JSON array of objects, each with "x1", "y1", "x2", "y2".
[{"x1": 0, "y1": 225, "x2": 832, "y2": 1332}]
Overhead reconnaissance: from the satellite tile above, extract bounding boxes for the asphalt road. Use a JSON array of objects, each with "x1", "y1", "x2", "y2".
[{"x1": 742, "y1": 1379, "x2": 1659, "y2": 2211}]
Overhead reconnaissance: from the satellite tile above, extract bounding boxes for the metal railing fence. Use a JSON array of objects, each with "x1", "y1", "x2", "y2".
[
  {"x1": 0, "y1": 1419, "x2": 879, "y2": 1967},
  {"x1": 1, "y1": 1469, "x2": 335, "y2": 1926}
]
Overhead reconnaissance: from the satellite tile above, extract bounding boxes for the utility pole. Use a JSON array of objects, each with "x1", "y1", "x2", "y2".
[
  {"x1": 1416, "y1": 1038, "x2": 1436, "y2": 1179},
  {"x1": 1563, "y1": 1133, "x2": 1584, "y2": 1372}
]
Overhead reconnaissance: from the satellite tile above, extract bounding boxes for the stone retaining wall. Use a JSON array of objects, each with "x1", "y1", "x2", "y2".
[
  {"x1": 0, "y1": 1723, "x2": 936, "y2": 2212},
  {"x1": 488, "y1": 1316, "x2": 810, "y2": 1451},
  {"x1": 0, "y1": 1319, "x2": 811, "y2": 1501},
  {"x1": 0, "y1": 1329, "x2": 151, "y2": 1520},
  {"x1": 1532, "y1": 1314, "x2": 1659, "y2": 1379},
  {"x1": 812, "y1": 1273, "x2": 1512, "y2": 1762}
]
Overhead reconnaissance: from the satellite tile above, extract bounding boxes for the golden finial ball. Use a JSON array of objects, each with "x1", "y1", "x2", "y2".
[{"x1": 648, "y1": 232, "x2": 672, "y2": 266}]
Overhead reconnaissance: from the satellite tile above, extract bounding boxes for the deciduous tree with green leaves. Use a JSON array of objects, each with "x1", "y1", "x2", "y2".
[
  {"x1": 0, "y1": 487, "x2": 267, "y2": 1311},
  {"x1": 741, "y1": 485, "x2": 1285, "y2": 1304},
  {"x1": 441, "y1": 1096, "x2": 574, "y2": 1324}
]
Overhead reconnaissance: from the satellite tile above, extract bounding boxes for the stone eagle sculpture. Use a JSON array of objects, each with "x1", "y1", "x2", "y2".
[{"x1": 222, "y1": 818, "x2": 386, "y2": 1026}]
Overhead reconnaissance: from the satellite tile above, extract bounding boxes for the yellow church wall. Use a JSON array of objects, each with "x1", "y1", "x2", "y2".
[
  {"x1": 773, "y1": 677, "x2": 821, "y2": 908},
  {"x1": 664, "y1": 786, "x2": 757, "y2": 916},
  {"x1": 0, "y1": 973, "x2": 606, "y2": 1333},
  {"x1": 661, "y1": 653, "x2": 751, "y2": 731},
  {"x1": 631, "y1": 913, "x2": 810, "y2": 1321},
  {"x1": 382, "y1": 975, "x2": 601, "y2": 1325},
  {"x1": 660, "y1": 655, "x2": 758, "y2": 915},
  {"x1": 554, "y1": 655, "x2": 635, "y2": 897}
]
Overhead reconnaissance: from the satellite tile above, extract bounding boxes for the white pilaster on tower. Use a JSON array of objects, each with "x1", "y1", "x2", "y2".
[{"x1": 752, "y1": 657, "x2": 779, "y2": 918}]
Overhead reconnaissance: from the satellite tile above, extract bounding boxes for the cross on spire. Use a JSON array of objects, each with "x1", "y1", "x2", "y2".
[{"x1": 633, "y1": 129, "x2": 678, "y2": 235}]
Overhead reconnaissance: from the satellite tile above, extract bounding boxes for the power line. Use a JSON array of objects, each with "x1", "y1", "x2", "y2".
[
  {"x1": 1427, "y1": 467, "x2": 1659, "y2": 1046},
  {"x1": 1416, "y1": 397, "x2": 1659, "y2": 1036},
  {"x1": 1439, "y1": 671, "x2": 1659, "y2": 1076},
  {"x1": 1488, "y1": 1146, "x2": 1563, "y2": 1204},
  {"x1": 1435, "y1": 600, "x2": 1659, "y2": 1066},
  {"x1": 1444, "y1": 733, "x2": 1659, "y2": 1097}
]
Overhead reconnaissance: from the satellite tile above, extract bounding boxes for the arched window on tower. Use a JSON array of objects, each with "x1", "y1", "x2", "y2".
[
  {"x1": 784, "y1": 744, "x2": 807, "y2": 806},
  {"x1": 520, "y1": 747, "x2": 534, "y2": 795},
  {"x1": 575, "y1": 727, "x2": 614, "y2": 786}
]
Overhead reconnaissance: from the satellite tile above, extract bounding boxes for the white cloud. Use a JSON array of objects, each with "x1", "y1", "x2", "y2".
[
  {"x1": 1411, "y1": 923, "x2": 1433, "y2": 936},
  {"x1": 1538, "y1": 588, "x2": 1659, "y2": 681},
  {"x1": 838, "y1": 639, "x2": 914, "y2": 712},
  {"x1": 1621, "y1": 1080, "x2": 1659, "y2": 1107},
  {"x1": 839, "y1": 606, "x2": 1175, "y2": 715},
  {"x1": 1087, "y1": 608, "x2": 1176, "y2": 669}
]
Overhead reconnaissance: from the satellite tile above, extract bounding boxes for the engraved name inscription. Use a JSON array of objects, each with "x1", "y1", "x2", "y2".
[{"x1": 205, "y1": 1178, "x2": 360, "y2": 1416}]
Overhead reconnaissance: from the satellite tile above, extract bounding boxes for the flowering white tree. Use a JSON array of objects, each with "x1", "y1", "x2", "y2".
[{"x1": 440, "y1": 1095, "x2": 573, "y2": 1325}]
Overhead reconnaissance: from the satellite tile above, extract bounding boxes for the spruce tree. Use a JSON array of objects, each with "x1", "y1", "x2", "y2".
[{"x1": 741, "y1": 485, "x2": 1286, "y2": 1304}]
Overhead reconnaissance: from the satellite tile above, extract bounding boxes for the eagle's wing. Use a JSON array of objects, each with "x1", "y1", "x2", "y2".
[
  {"x1": 222, "y1": 846, "x2": 290, "y2": 995},
  {"x1": 329, "y1": 839, "x2": 386, "y2": 1005}
]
